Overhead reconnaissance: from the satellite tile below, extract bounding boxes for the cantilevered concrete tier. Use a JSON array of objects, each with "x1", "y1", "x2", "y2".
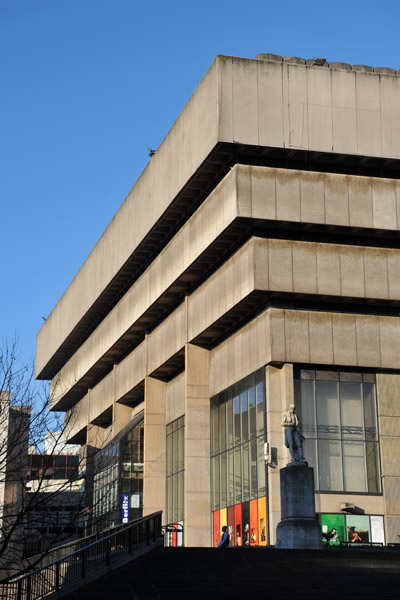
[{"x1": 37, "y1": 55, "x2": 400, "y2": 381}]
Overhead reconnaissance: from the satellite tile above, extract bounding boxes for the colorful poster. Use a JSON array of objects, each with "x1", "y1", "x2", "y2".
[
  {"x1": 258, "y1": 496, "x2": 267, "y2": 546},
  {"x1": 172, "y1": 521, "x2": 178, "y2": 547},
  {"x1": 220, "y1": 507, "x2": 227, "y2": 531},
  {"x1": 320, "y1": 513, "x2": 345, "y2": 545},
  {"x1": 370, "y1": 515, "x2": 385, "y2": 545},
  {"x1": 346, "y1": 515, "x2": 370, "y2": 543},
  {"x1": 250, "y1": 499, "x2": 258, "y2": 546},
  {"x1": 213, "y1": 511, "x2": 220, "y2": 548}
]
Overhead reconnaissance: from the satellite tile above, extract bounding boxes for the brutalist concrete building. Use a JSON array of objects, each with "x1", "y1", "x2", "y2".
[{"x1": 36, "y1": 54, "x2": 400, "y2": 548}]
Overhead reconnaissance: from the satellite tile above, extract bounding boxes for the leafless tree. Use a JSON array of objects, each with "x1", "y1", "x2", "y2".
[{"x1": 0, "y1": 337, "x2": 85, "y2": 580}]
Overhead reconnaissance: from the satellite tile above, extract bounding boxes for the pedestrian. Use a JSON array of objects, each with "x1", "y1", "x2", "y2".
[{"x1": 218, "y1": 525, "x2": 229, "y2": 547}]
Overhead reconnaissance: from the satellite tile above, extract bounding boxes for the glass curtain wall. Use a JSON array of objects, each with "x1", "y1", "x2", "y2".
[
  {"x1": 93, "y1": 418, "x2": 144, "y2": 531},
  {"x1": 211, "y1": 369, "x2": 267, "y2": 547},
  {"x1": 294, "y1": 369, "x2": 381, "y2": 493}
]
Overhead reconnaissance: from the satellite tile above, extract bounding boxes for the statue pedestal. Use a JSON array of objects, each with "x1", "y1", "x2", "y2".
[{"x1": 275, "y1": 464, "x2": 324, "y2": 549}]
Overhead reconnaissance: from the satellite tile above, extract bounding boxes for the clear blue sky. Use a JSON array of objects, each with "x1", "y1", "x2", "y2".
[{"x1": 1, "y1": 0, "x2": 399, "y2": 369}]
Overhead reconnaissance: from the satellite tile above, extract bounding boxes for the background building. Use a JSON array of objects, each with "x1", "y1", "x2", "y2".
[
  {"x1": 24, "y1": 432, "x2": 83, "y2": 556},
  {"x1": 36, "y1": 53, "x2": 400, "y2": 547}
]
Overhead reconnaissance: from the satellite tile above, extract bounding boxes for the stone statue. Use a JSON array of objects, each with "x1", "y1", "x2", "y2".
[{"x1": 281, "y1": 404, "x2": 306, "y2": 464}]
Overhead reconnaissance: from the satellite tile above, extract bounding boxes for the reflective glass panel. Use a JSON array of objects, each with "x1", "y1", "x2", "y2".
[
  {"x1": 226, "y1": 397, "x2": 233, "y2": 449},
  {"x1": 343, "y1": 441, "x2": 366, "y2": 492},
  {"x1": 340, "y1": 382, "x2": 363, "y2": 439},
  {"x1": 248, "y1": 387, "x2": 256, "y2": 439},
  {"x1": 242, "y1": 443, "x2": 249, "y2": 501},
  {"x1": 234, "y1": 446, "x2": 241, "y2": 504},
  {"x1": 219, "y1": 403, "x2": 226, "y2": 452},
  {"x1": 363, "y1": 383, "x2": 378, "y2": 441},
  {"x1": 241, "y1": 392, "x2": 248, "y2": 442},
  {"x1": 233, "y1": 395, "x2": 241, "y2": 445},
  {"x1": 256, "y1": 383, "x2": 264, "y2": 435},
  {"x1": 316, "y1": 381, "x2": 339, "y2": 438},
  {"x1": 318, "y1": 440, "x2": 342, "y2": 491},
  {"x1": 366, "y1": 442, "x2": 381, "y2": 493},
  {"x1": 250, "y1": 439, "x2": 258, "y2": 499}
]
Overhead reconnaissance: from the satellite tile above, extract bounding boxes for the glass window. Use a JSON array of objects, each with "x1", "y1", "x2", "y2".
[
  {"x1": 54, "y1": 456, "x2": 67, "y2": 468},
  {"x1": 227, "y1": 449, "x2": 234, "y2": 506},
  {"x1": 211, "y1": 369, "x2": 265, "y2": 510},
  {"x1": 233, "y1": 395, "x2": 241, "y2": 446},
  {"x1": 250, "y1": 439, "x2": 258, "y2": 499},
  {"x1": 219, "y1": 403, "x2": 226, "y2": 452},
  {"x1": 226, "y1": 395, "x2": 233, "y2": 449},
  {"x1": 211, "y1": 408, "x2": 219, "y2": 455},
  {"x1": 318, "y1": 440, "x2": 342, "y2": 491},
  {"x1": 340, "y1": 382, "x2": 363, "y2": 439},
  {"x1": 342, "y1": 441, "x2": 366, "y2": 492},
  {"x1": 212, "y1": 455, "x2": 220, "y2": 511},
  {"x1": 316, "y1": 381, "x2": 339, "y2": 439},
  {"x1": 242, "y1": 443, "x2": 249, "y2": 501},
  {"x1": 257, "y1": 437, "x2": 266, "y2": 497},
  {"x1": 234, "y1": 446, "x2": 241, "y2": 504},
  {"x1": 241, "y1": 392, "x2": 248, "y2": 442},
  {"x1": 295, "y1": 369, "x2": 381, "y2": 494},
  {"x1": 166, "y1": 416, "x2": 185, "y2": 522},
  {"x1": 220, "y1": 453, "x2": 227, "y2": 507},
  {"x1": 93, "y1": 418, "x2": 144, "y2": 532},
  {"x1": 256, "y1": 383, "x2": 264, "y2": 435},
  {"x1": 248, "y1": 387, "x2": 256, "y2": 440}
]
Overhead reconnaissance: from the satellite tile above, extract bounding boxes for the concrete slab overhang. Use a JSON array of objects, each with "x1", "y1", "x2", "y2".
[
  {"x1": 48, "y1": 163, "x2": 400, "y2": 411},
  {"x1": 52, "y1": 232, "x2": 400, "y2": 412},
  {"x1": 37, "y1": 55, "x2": 400, "y2": 382}
]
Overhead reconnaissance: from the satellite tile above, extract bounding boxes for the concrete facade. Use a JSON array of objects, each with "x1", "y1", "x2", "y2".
[{"x1": 37, "y1": 54, "x2": 400, "y2": 547}]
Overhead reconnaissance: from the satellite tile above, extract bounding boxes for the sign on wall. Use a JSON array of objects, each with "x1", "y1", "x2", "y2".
[{"x1": 122, "y1": 494, "x2": 129, "y2": 524}]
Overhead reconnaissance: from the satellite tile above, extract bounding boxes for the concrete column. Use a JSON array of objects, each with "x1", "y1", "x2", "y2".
[
  {"x1": 113, "y1": 401, "x2": 133, "y2": 437},
  {"x1": 143, "y1": 376, "x2": 166, "y2": 517},
  {"x1": 85, "y1": 422, "x2": 109, "y2": 534},
  {"x1": 266, "y1": 363, "x2": 294, "y2": 544},
  {"x1": 184, "y1": 343, "x2": 211, "y2": 547},
  {"x1": 376, "y1": 373, "x2": 400, "y2": 544}
]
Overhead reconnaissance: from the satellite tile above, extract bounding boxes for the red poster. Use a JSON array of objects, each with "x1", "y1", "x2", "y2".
[
  {"x1": 213, "y1": 511, "x2": 220, "y2": 548},
  {"x1": 250, "y1": 498, "x2": 258, "y2": 546},
  {"x1": 234, "y1": 504, "x2": 242, "y2": 547},
  {"x1": 172, "y1": 521, "x2": 178, "y2": 547}
]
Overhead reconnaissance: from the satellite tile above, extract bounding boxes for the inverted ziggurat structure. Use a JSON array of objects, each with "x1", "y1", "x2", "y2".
[{"x1": 36, "y1": 54, "x2": 400, "y2": 548}]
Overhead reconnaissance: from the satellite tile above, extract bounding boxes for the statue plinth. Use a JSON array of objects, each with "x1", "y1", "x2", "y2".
[{"x1": 275, "y1": 464, "x2": 324, "y2": 549}]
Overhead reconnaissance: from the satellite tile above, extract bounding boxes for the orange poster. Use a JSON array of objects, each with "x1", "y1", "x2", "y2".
[{"x1": 258, "y1": 496, "x2": 267, "y2": 546}]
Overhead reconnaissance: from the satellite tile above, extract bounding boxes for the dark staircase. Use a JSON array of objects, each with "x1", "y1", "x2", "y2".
[{"x1": 60, "y1": 546, "x2": 400, "y2": 600}]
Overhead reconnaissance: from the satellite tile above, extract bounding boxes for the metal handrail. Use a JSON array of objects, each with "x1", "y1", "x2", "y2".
[
  {"x1": 0, "y1": 511, "x2": 162, "y2": 600},
  {"x1": 161, "y1": 523, "x2": 183, "y2": 533}
]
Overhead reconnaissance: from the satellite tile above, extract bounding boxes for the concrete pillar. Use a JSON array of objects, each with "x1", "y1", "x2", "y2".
[
  {"x1": 184, "y1": 343, "x2": 211, "y2": 547},
  {"x1": 266, "y1": 363, "x2": 294, "y2": 544},
  {"x1": 143, "y1": 376, "x2": 166, "y2": 518},
  {"x1": 376, "y1": 373, "x2": 400, "y2": 544},
  {"x1": 113, "y1": 401, "x2": 133, "y2": 437},
  {"x1": 276, "y1": 465, "x2": 324, "y2": 549}
]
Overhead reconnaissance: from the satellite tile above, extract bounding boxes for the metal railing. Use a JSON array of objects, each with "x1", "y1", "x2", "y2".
[{"x1": 0, "y1": 511, "x2": 162, "y2": 600}]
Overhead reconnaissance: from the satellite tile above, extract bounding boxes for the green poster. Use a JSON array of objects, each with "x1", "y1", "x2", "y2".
[{"x1": 321, "y1": 514, "x2": 345, "y2": 545}]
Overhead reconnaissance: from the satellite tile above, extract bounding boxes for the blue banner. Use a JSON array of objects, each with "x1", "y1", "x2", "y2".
[{"x1": 122, "y1": 494, "x2": 129, "y2": 524}]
